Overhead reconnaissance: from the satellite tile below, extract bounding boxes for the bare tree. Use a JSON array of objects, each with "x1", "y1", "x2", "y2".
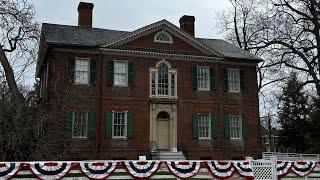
[
  {"x1": 0, "y1": 0, "x2": 39, "y2": 160},
  {"x1": 219, "y1": 0, "x2": 320, "y2": 97}
]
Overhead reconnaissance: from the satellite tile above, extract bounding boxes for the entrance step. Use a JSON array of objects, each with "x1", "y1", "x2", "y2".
[{"x1": 157, "y1": 151, "x2": 186, "y2": 160}]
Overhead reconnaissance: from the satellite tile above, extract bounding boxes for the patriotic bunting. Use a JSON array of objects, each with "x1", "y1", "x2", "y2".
[
  {"x1": 166, "y1": 161, "x2": 200, "y2": 179},
  {"x1": 233, "y1": 161, "x2": 254, "y2": 178},
  {"x1": 277, "y1": 161, "x2": 293, "y2": 177},
  {"x1": 80, "y1": 161, "x2": 117, "y2": 179},
  {"x1": 206, "y1": 161, "x2": 235, "y2": 178},
  {"x1": 292, "y1": 161, "x2": 317, "y2": 176},
  {"x1": 29, "y1": 162, "x2": 72, "y2": 180},
  {"x1": 0, "y1": 162, "x2": 20, "y2": 179},
  {"x1": 123, "y1": 161, "x2": 161, "y2": 178}
]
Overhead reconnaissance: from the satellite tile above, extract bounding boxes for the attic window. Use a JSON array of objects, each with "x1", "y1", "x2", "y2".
[{"x1": 154, "y1": 31, "x2": 173, "y2": 44}]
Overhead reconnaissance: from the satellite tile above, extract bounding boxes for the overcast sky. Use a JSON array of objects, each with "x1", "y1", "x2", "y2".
[{"x1": 34, "y1": 0, "x2": 231, "y2": 39}]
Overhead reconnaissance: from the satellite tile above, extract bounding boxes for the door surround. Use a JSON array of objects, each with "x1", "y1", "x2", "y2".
[{"x1": 150, "y1": 103, "x2": 177, "y2": 152}]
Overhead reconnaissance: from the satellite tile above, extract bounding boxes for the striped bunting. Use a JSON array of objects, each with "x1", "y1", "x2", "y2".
[
  {"x1": 29, "y1": 162, "x2": 72, "y2": 180},
  {"x1": 123, "y1": 161, "x2": 161, "y2": 178},
  {"x1": 233, "y1": 161, "x2": 254, "y2": 178},
  {"x1": 0, "y1": 162, "x2": 20, "y2": 179},
  {"x1": 166, "y1": 161, "x2": 200, "y2": 178},
  {"x1": 292, "y1": 161, "x2": 317, "y2": 176},
  {"x1": 80, "y1": 161, "x2": 117, "y2": 179},
  {"x1": 277, "y1": 161, "x2": 293, "y2": 177},
  {"x1": 206, "y1": 161, "x2": 235, "y2": 178}
]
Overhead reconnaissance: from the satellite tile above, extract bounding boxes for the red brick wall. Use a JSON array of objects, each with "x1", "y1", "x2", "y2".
[{"x1": 39, "y1": 34, "x2": 261, "y2": 160}]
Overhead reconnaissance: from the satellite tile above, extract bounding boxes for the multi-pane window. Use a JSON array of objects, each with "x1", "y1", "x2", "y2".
[
  {"x1": 229, "y1": 116, "x2": 242, "y2": 139},
  {"x1": 227, "y1": 69, "x2": 240, "y2": 92},
  {"x1": 75, "y1": 58, "x2": 90, "y2": 84},
  {"x1": 198, "y1": 114, "x2": 211, "y2": 138},
  {"x1": 197, "y1": 67, "x2": 210, "y2": 90},
  {"x1": 158, "y1": 63, "x2": 169, "y2": 95},
  {"x1": 113, "y1": 112, "x2": 127, "y2": 138},
  {"x1": 114, "y1": 61, "x2": 128, "y2": 86},
  {"x1": 150, "y1": 60, "x2": 177, "y2": 98},
  {"x1": 72, "y1": 111, "x2": 88, "y2": 138}
]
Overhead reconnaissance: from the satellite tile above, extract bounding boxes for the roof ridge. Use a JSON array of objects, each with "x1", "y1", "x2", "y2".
[{"x1": 41, "y1": 22, "x2": 130, "y2": 33}]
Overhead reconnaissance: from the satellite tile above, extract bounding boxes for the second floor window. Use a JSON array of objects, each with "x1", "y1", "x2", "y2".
[
  {"x1": 75, "y1": 58, "x2": 90, "y2": 85},
  {"x1": 72, "y1": 110, "x2": 88, "y2": 138},
  {"x1": 150, "y1": 60, "x2": 177, "y2": 98},
  {"x1": 197, "y1": 67, "x2": 210, "y2": 90},
  {"x1": 227, "y1": 69, "x2": 240, "y2": 92},
  {"x1": 114, "y1": 61, "x2": 128, "y2": 86}
]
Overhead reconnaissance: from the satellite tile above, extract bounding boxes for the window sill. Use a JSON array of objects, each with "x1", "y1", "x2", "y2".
[
  {"x1": 113, "y1": 85, "x2": 129, "y2": 87},
  {"x1": 227, "y1": 91, "x2": 241, "y2": 93},
  {"x1": 72, "y1": 137, "x2": 88, "y2": 139},
  {"x1": 112, "y1": 137, "x2": 128, "y2": 140},
  {"x1": 198, "y1": 138, "x2": 212, "y2": 140},
  {"x1": 197, "y1": 89, "x2": 210, "y2": 92}
]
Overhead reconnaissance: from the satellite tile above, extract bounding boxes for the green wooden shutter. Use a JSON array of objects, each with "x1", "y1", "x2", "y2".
[
  {"x1": 65, "y1": 111, "x2": 73, "y2": 138},
  {"x1": 192, "y1": 67, "x2": 197, "y2": 90},
  {"x1": 211, "y1": 114, "x2": 217, "y2": 139},
  {"x1": 89, "y1": 59, "x2": 97, "y2": 85},
  {"x1": 105, "y1": 112, "x2": 113, "y2": 138},
  {"x1": 128, "y1": 61, "x2": 134, "y2": 86},
  {"x1": 240, "y1": 70, "x2": 245, "y2": 91},
  {"x1": 68, "y1": 58, "x2": 75, "y2": 83},
  {"x1": 107, "y1": 61, "x2": 114, "y2": 86},
  {"x1": 223, "y1": 115, "x2": 230, "y2": 139},
  {"x1": 222, "y1": 69, "x2": 228, "y2": 91},
  {"x1": 210, "y1": 67, "x2": 215, "y2": 91},
  {"x1": 87, "y1": 111, "x2": 95, "y2": 139},
  {"x1": 127, "y1": 112, "x2": 133, "y2": 139},
  {"x1": 192, "y1": 114, "x2": 199, "y2": 139},
  {"x1": 242, "y1": 115, "x2": 248, "y2": 140}
]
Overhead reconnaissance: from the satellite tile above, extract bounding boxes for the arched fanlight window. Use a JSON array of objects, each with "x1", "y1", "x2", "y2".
[
  {"x1": 154, "y1": 31, "x2": 173, "y2": 44},
  {"x1": 150, "y1": 60, "x2": 177, "y2": 98}
]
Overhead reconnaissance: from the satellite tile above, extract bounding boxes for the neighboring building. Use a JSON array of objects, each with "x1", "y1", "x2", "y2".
[
  {"x1": 37, "y1": 2, "x2": 262, "y2": 160},
  {"x1": 260, "y1": 126, "x2": 280, "y2": 152}
]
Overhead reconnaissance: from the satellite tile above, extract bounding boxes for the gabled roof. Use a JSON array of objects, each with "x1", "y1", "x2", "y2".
[
  {"x1": 197, "y1": 38, "x2": 261, "y2": 61},
  {"x1": 40, "y1": 23, "x2": 129, "y2": 46},
  {"x1": 37, "y1": 21, "x2": 262, "y2": 76}
]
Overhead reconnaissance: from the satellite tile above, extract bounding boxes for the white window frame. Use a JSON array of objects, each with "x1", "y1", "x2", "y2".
[
  {"x1": 112, "y1": 111, "x2": 127, "y2": 139},
  {"x1": 154, "y1": 31, "x2": 173, "y2": 44},
  {"x1": 227, "y1": 69, "x2": 240, "y2": 92},
  {"x1": 113, "y1": 60, "x2": 128, "y2": 86},
  {"x1": 229, "y1": 115, "x2": 242, "y2": 140},
  {"x1": 197, "y1": 66, "x2": 210, "y2": 91},
  {"x1": 198, "y1": 113, "x2": 211, "y2": 139},
  {"x1": 72, "y1": 110, "x2": 89, "y2": 138},
  {"x1": 74, "y1": 57, "x2": 91, "y2": 85},
  {"x1": 149, "y1": 59, "x2": 177, "y2": 99}
]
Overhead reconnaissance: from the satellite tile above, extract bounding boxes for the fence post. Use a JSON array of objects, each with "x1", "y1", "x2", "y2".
[{"x1": 270, "y1": 156, "x2": 277, "y2": 180}]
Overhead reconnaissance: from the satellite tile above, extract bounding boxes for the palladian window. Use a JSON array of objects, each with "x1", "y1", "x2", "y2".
[{"x1": 150, "y1": 60, "x2": 177, "y2": 98}]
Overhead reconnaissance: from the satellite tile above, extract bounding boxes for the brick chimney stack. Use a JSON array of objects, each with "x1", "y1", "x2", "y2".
[
  {"x1": 78, "y1": 2, "x2": 94, "y2": 27},
  {"x1": 179, "y1": 15, "x2": 195, "y2": 36}
]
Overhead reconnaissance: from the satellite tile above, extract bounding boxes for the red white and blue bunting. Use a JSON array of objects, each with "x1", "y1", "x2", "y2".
[
  {"x1": 233, "y1": 161, "x2": 254, "y2": 178},
  {"x1": 292, "y1": 161, "x2": 317, "y2": 177},
  {"x1": 80, "y1": 161, "x2": 117, "y2": 179},
  {"x1": 123, "y1": 161, "x2": 161, "y2": 178},
  {"x1": 0, "y1": 162, "x2": 20, "y2": 179},
  {"x1": 29, "y1": 162, "x2": 72, "y2": 180},
  {"x1": 276, "y1": 161, "x2": 293, "y2": 177},
  {"x1": 166, "y1": 161, "x2": 200, "y2": 179},
  {"x1": 206, "y1": 161, "x2": 235, "y2": 178}
]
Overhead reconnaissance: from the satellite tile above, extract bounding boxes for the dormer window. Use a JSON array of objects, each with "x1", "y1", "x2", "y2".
[{"x1": 154, "y1": 31, "x2": 173, "y2": 44}]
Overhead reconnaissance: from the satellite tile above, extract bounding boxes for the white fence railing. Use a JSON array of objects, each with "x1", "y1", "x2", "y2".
[{"x1": 263, "y1": 152, "x2": 320, "y2": 161}]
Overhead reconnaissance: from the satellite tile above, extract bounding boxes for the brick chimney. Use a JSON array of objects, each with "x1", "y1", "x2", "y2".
[
  {"x1": 179, "y1": 15, "x2": 195, "y2": 36},
  {"x1": 78, "y1": 2, "x2": 94, "y2": 27}
]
